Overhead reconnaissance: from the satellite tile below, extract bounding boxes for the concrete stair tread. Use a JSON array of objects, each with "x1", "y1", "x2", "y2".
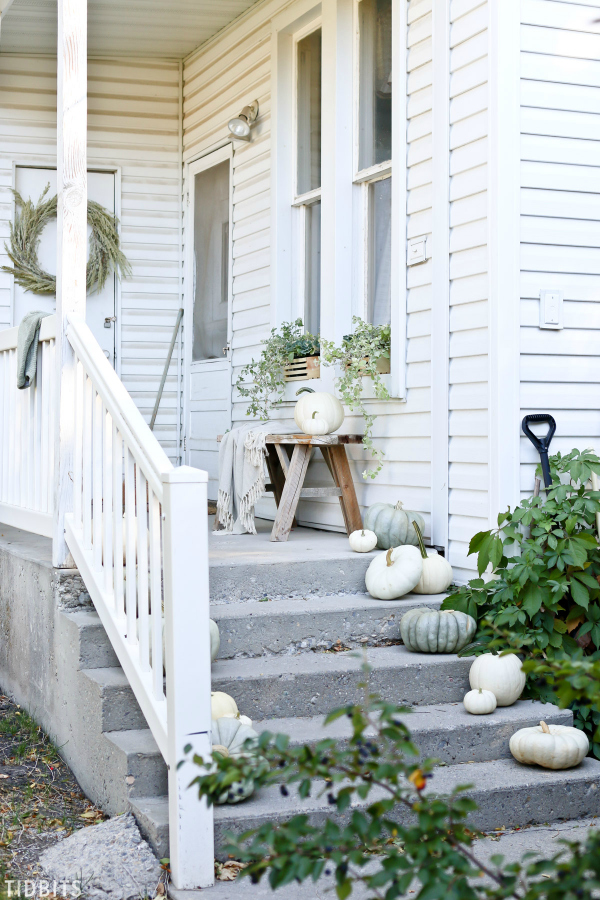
[
  {"x1": 211, "y1": 592, "x2": 441, "y2": 617},
  {"x1": 81, "y1": 666, "x2": 132, "y2": 688},
  {"x1": 254, "y1": 700, "x2": 572, "y2": 744},
  {"x1": 214, "y1": 756, "x2": 600, "y2": 824},
  {"x1": 104, "y1": 728, "x2": 161, "y2": 756},
  {"x1": 212, "y1": 644, "x2": 468, "y2": 679}
]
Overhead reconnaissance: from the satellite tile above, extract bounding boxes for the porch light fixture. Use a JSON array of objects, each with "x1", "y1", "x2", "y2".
[{"x1": 228, "y1": 100, "x2": 259, "y2": 142}]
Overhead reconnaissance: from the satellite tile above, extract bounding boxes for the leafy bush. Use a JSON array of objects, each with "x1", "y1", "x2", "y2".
[
  {"x1": 235, "y1": 319, "x2": 320, "y2": 419},
  {"x1": 321, "y1": 318, "x2": 391, "y2": 479},
  {"x1": 441, "y1": 449, "x2": 600, "y2": 753},
  {"x1": 192, "y1": 678, "x2": 600, "y2": 899}
]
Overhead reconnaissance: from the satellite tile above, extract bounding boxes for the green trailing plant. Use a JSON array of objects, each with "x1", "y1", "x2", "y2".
[
  {"x1": 190, "y1": 678, "x2": 600, "y2": 899},
  {"x1": 236, "y1": 319, "x2": 320, "y2": 419},
  {"x1": 2, "y1": 185, "x2": 131, "y2": 295},
  {"x1": 321, "y1": 317, "x2": 391, "y2": 480},
  {"x1": 441, "y1": 448, "x2": 600, "y2": 753}
]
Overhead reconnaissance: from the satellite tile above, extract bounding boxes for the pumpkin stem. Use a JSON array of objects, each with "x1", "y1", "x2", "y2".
[
  {"x1": 385, "y1": 548, "x2": 394, "y2": 567},
  {"x1": 311, "y1": 410, "x2": 319, "y2": 418},
  {"x1": 212, "y1": 744, "x2": 230, "y2": 757},
  {"x1": 394, "y1": 501, "x2": 404, "y2": 510},
  {"x1": 412, "y1": 520, "x2": 427, "y2": 560},
  {"x1": 540, "y1": 721, "x2": 551, "y2": 734},
  {"x1": 296, "y1": 387, "x2": 315, "y2": 396}
]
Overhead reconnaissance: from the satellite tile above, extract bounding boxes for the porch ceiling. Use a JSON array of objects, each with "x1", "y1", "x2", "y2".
[{"x1": 0, "y1": 0, "x2": 260, "y2": 58}]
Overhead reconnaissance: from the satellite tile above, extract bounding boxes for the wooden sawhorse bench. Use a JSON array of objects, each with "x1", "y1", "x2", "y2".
[{"x1": 217, "y1": 434, "x2": 364, "y2": 542}]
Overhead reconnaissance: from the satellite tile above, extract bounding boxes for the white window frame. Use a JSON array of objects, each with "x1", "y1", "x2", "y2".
[{"x1": 352, "y1": 0, "x2": 406, "y2": 399}]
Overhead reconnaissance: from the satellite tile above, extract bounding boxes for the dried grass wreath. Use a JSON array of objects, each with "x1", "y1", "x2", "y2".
[{"x1": 1, "y1": 185, "x2": 131, "y2": 295}]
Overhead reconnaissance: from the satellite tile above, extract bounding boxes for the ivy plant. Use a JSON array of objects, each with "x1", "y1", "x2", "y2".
[
  {"x1": 190, "y1": 671, "x2": 600, "y2": 900},
  {"x1": 235, "y1": 319, "x2": 320, "y2": 420},
  {"x1": 441, "y1": 448, "x2": 600, "y2": 751},
  {"x1": 321, "y1": 317, "x2": 391, "y2": 480}
]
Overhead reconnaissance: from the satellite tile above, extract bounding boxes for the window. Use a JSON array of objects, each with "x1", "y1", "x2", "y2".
[
  {"x1": 294, "y1": 25, "x2": 322, "y2": 335},
  {"x1": 356, "y1": 0, "x2": 392, "y2": 328},
  {"x1": 192, "y1": 160, "x2": 230, "y2": 361}
]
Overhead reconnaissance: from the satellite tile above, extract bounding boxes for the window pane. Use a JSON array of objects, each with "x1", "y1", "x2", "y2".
[
  {"x1": 359, "y1": 0, "x2": 392, "y2": 170},
  {"x1": 192, "y1": 161, "x2": 230, "y2": 361},
  {"x1": 297, "y1": 28, "x2": 322, "y2": 195},
  {"x1": 368, "y1": 177, "x2": 391, "y2": 326},
  {"x1": 305, "y1": 201, "x2": 321, "y2": 335}
]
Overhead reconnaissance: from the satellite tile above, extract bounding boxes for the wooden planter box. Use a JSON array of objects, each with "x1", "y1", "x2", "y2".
[
  {"x1": 283, "y1": 355, "x2": 320, "y2": 382},
  {"x1": 348, "y1": 355, "x2": 391, "y2": 376}
]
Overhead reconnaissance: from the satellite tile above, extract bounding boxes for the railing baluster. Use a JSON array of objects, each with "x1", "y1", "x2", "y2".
[
  {"x1": 73, "y1": 359, "x2": 83, "y2": 528},
  {"x1": 33, "y1": 351, "x2": 42, "y2": 511},
  {"x1": 103, "y1": 405, "x2": 113, "y2": 596},
  {"x1": 40, "y1": 342, "x2": 50, "y2": 513},
  {"x1": 92, "y1": 391, "x2": 103, "y2": 571},
  {"x1": 0, "y1": 352, "x2": 5, "y2": 503},
  {"x1": 82, "y1": 374, "x2": 92, "y2": 550},
  {"x1": 47, "y1": 339, "x2": 56, "y2": 514},
  {"x1": 149, "y1": 492, "x2": 163, "y2": 699},
  {"x1": 125, "y1": 448, "x2": 137, "y2": 645},
  {"x1": 136, "y1": 467, "x2": 149, "y2": 671},
  {"x1": 113, "y1": 425, "x2": 124, "y2": 620},
  {"x1": 8, "y1": 350, "x2": 17, "y2": 507}
]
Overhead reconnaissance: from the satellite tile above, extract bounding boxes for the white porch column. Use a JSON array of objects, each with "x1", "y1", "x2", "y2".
[{"x1": 53, "y1": 0, "x2": 88, "y2": 567}]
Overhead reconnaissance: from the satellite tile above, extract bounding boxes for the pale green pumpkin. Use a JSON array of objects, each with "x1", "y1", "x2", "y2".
[
  {"x1": 400, "y1": 607, "x2": 476, "y2": 654},
  {"x1": 363, "y1": 501, "x2": 425, "y2": 550},
  {"x1": 211, "y1": 717, "x2": 260, "y2": 805}
]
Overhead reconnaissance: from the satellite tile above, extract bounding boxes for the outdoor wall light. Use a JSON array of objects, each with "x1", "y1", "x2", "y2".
[{"x1": 228, "y1": 100, "x2": 259, "y2": 141}]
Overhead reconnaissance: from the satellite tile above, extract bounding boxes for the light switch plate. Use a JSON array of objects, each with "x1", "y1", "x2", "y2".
[
  {"x1": 539, "y1": 289, "x2": 563, "y2": 330},
  {"x1": 407, "y1": 236, "x2": 427, "y2": 266}
]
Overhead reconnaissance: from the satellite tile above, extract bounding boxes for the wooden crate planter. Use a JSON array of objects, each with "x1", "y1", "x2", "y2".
[{"x1": 283, "y1": 355, "x2": 320, "y2": 382}]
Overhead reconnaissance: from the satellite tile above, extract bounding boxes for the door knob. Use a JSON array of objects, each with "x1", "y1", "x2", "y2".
[
  {"x1": 222, "y1": 343, "x2": 230, "y2": 356},
  {"x1": 104, "y1": 316, "x2": 117, "y2": 328}
]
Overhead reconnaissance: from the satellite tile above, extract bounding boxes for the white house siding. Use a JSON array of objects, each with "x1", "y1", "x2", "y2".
[
  {"x1": 0, "y1": 54, "x2": 182, "y2": 462},
  {"x1": 182, "y1": 0, "x2": 435, "y2": 535},
  {"x1": 519, "y1": 0, "x2": 600, "y2": 491},
  {"x1": 447, "y1": 0, "x2": 489, "y2": 580}
]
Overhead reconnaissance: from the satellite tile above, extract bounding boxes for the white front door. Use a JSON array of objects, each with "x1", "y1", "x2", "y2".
[
  {"x1": 185, "y1": 147, "x2": 233, "y2": 499},
  {"x1": 14, "y1": 167, "x2": 117, "y2": 365}
]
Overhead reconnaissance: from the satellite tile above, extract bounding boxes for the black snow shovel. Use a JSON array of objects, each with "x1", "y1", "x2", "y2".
[{"x1": 522, "y1": 413, "x2": 556, "y2": 490}]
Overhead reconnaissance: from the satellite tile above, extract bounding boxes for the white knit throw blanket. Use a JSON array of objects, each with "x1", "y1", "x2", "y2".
[{"x1": 215, "y1": 421, "x2": 292, "y2": 535}]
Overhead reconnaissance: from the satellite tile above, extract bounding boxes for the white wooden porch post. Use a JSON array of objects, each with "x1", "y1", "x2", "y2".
[
  {"x1": 162, "y1": 466, "x2": 215, "y2": 890},
  {"x1": 54, "y1": 0, "x2": 88, "y2": 567}
]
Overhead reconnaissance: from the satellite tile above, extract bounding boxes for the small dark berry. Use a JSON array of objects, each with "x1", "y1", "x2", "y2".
[
  {"x1": 251, "y1": 874, "x2": 259, "y2": 885},
  {"x1": 327, "y1": 792, "x2": 336, "y2": 805},
  {"x1": 346, "y1": 711, "x2": 353, "y2": 718},
  {"x1": 325, "y1": 869, "x2": 331, "y2": 876},
  {"x1": 280, "y1": 785, "x2": 289, "y2": 797},
  {"x1": 237, "y1": 787, "x2": 244, "y2": 794}
]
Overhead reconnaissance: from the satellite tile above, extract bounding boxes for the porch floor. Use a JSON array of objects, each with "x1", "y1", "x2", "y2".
[{"x1": 208, "y1": 517, "x2": 376, "y2": 602}]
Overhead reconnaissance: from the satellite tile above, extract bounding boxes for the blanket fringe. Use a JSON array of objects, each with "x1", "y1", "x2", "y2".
[
  {"x1": 216, "y1": 488, "x2": 234, "y2": 532},
  {"x1": 237, "y1": 470, "x2": 265, "y2": 535}
]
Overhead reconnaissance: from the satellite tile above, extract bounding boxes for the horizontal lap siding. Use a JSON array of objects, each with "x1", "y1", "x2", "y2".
[
  {"x1": 182, "y1": 0, "x2": 434, "y2": 531},
  {"x1": 520, "y1": 0, "x2": 600, "y2": 493},
  {"x1": 0, "y1": 54, "x2": 182, "y2": 461},
  {"x1": 448, "y1": 0, "x2": 489, "y2": 580}
]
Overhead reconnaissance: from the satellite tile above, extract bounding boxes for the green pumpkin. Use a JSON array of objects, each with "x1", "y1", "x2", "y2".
[
  {"x1": 363, "y1": 501, "x2": 425, "y2": 550},
  {"x1": 211, "y1": 717, "x2": 260, "y2": 805},
  {"x1": 400, "y1": 607, "x2": 476, "y2": 654}
]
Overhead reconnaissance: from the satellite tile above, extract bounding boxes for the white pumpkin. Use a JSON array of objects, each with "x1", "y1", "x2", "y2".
[
  {"x1": 209, "y1": 618, "x2": 221, "y2": 663},
  {"x1": 411, "y1": 520, "x2": 453, "y2": 594},
  {"x1": 469, "y1": 653, "x2": 526, "y2": 707},
  {"x1": 510, "y1": 720, "x2": 589, "y2": 770},
  {"x1": 211, "y1": 691, "x2": 238, "y2": 720},
  {"x1": 294, "y1": 387, "x2": 344, "y2": 435},
  {"x1": 463, "y1": 688, "x2": 497, "y2": 715},
  {"x1": 238, "y1": 714, "x2": 253, "y2": 727},
  {"x1": 349, "y1": 529, "x2": 378, "y2": 553},
  {"x1": 211, "y1": 717, "x2": 260, "y2": 804},
  {"x1": 365, "y1": 545, "x2": 423, "y2": 601}
]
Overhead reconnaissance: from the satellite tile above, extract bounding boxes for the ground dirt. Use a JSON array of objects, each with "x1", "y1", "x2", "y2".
[{"x1": 0, "y1": 694, "x2": 107, "y2": 898}]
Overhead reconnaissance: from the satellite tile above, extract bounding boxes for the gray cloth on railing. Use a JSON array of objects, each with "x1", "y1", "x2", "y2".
[
  {"x1": 215, "y1": 420, "x2": 293, "y2": 535},
  {"x1": 17, "y1": 311, "x2": 50, "y2": 389}
]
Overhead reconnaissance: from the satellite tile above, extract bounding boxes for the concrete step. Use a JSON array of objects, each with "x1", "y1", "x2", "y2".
[
  {"x1": 212, "y1": 593, "x2": 443, "y2": 659},
  {"x1": 254, "y1": 700, "x2": 573, "y2": 767},
  {"x1": 103, "y1": 729, "x2": 168, "y2": 802},
  {"x1": 62, "y1": 609, "x2": 120, "y2": 670},
  {"x1": 80, "y1": 667, "x2": 147, "y2": 733},
  {"x1": 211, "y1": 645, "x2": 472, "y2": 718},
  {"x1": 132, "y1": 756, "x2": 600, "y2": 860},
  {"x1": 209, "y1": 527, "x2": 379, "y2": 603}
]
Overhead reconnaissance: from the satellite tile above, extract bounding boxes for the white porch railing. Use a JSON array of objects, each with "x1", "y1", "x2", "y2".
[
  {"x1": 0, "y1": 313, "x2": 214, "y2": 889},
  {"x1": 0, "y1": 316, "x2": 56, "y2": 538}
]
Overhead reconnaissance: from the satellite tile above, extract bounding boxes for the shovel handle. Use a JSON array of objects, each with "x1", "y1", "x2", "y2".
[{"x1": 522, "y1": 414, "x2": 556, "y2": 489}]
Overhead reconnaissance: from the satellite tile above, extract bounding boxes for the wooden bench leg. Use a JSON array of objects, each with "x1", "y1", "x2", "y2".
[
  {"x1": 270, "y1": 444, "x2": 311, "y2": 542},
  {"x1": 322, "y1": 445, "x2": 363, "y2": 535}
]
